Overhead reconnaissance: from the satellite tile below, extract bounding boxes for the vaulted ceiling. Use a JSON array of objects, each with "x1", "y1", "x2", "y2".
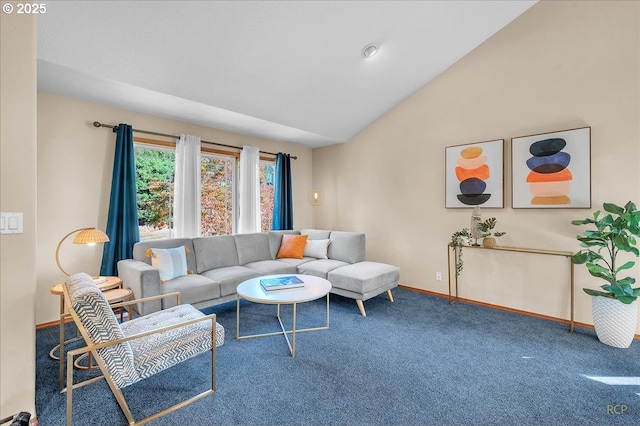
[{"x1": 38, "y1": 1, "x2": 537, "y2": 148}]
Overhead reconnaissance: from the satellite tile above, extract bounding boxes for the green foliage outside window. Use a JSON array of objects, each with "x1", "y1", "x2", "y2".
[
  {"x1": 201, "y1": 156, "x2": 234, "y2": 236},
  {"x1": 135, "y1": 146, "x2": 275, "y2": 240},
  {"x1": 135, "y1": 147, "x2": 174, "y2": 235},
  {"x1": 260, "y1": 163, "x2": 275, "y2": 232}
]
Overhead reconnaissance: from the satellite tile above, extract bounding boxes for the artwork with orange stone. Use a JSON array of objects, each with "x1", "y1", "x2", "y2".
[
  {"x1": 445, "y1": 139, "x2": 504, "y2": 208},
  {"x1": 512, "y1": 127, "x2": 591, "y2": 209}
]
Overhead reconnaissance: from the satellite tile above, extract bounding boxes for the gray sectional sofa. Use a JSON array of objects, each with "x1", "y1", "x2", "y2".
[{"x1": 117, "y1": 229, "x2": 400, "y2": 317}]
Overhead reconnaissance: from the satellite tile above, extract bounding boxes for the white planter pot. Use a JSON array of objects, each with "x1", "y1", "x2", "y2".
[{"x1": 591, "y1": 296, "x2": 638, "y2": 348}]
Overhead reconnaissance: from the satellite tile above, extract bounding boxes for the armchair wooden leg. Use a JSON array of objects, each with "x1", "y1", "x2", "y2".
[
  {"x1": 356, "y1": 300, "x2": 366, "y2": 317},
  {"x1": 387, "y1": 290, "x2": 394, "y2": 303}
]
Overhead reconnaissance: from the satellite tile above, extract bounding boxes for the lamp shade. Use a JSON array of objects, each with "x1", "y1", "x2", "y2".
[
  {"x1": 56, "y1": 227, "x2": 110, "y2": 276},
  {"x1": 72, "y1": 228, "x2": 110, "y2": 245}
]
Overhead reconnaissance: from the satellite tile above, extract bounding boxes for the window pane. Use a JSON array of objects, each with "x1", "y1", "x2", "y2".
[
  {"x1": 134, "y1": 146, "x2": 175, "y2": 240},
  {"x1": 201, "y1": 154, "x2": 236, "y2": 236},
  {"x1": 260, "y1": 162, "x2": 275, "y2": 232}
]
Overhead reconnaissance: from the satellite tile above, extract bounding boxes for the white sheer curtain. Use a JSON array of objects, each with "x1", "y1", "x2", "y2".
[
  {"x1": 173, "y1": 134, "x2": 201, "y2": 237},
  {"x1": 237, "y1": 145, "x2": 261, "y2": 234}
]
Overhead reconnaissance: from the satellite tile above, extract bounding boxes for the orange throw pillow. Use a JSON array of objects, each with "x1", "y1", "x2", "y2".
[{"x1": 276, "y1": 234, "x2": 308, "y2": 259}]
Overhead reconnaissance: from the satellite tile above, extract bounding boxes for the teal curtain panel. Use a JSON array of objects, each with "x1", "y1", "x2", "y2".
[
  {"x1": 100, "y1": 124, "x2": 140, "y2": 276},
  {"x1": 272, "y1": 153, "x2": 293, "y2": 230}
]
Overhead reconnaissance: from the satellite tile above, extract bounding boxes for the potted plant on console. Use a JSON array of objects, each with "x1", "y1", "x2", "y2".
[
  {"x1": 477, "y1": 217, "x2": 506, "y2": 249},
  {"x1": 572, "y1": 201, "x2": 640, "y2": 348}
]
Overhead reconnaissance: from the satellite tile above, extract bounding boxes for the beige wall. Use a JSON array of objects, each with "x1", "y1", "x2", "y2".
[
  {"x1": 1, "y1": 0, "x2": 638, "y2": 418},
  {"x1": 313, "y1": 1, "x2": 640, "y2": 331},
  {"x1": 0, "y1": 7, "x2": 37, "y2": 420},
  {"x1": 36, "y1": 93, "x2": 313, "y2": 325}
]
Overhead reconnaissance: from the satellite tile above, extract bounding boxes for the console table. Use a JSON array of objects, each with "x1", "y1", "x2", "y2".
[{"x1": 447, "y1": 244, "x2": 575, "y2": 332}]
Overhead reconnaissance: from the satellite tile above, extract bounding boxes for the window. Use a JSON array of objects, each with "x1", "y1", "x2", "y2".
[
  {"x1": 134, "y1": 140, "x2": 273, "y2": 239},
  {"x1": 135, "y1": 143, "x2": 238, "y2": 240},
  {"x1": 135, "y1": 145, "x2": 175, "y2": 240},
  {"x1": 201, "y1": 153, "x2": 236, "y2": 236},
  {"x1": 260, "y1": 161, "x2": 275, "y2": 232}
]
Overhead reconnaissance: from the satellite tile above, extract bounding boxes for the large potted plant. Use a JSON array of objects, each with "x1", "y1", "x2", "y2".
[{"x1": 572, "y1": 201, "x2": 640, "y2": 348}]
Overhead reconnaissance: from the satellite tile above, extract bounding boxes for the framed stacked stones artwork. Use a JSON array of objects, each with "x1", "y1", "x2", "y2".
[
  {"x1": 511, "y1": 126, "x2": 591, "y2": 209},
  {"x1": 445, "y1": 139, "x2": 504, "y2": 208}
]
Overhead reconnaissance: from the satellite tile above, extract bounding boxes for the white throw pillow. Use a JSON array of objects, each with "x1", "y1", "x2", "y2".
[
  {"x1": 303, "y1": 239, "x2": 331, "y2": 259},
  {"x1": 150, "y1": 246, "x2": 188, "y2": 281}
]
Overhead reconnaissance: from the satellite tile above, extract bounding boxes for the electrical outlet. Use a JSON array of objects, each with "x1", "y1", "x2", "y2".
[{"x1": 436, "y1": 272, "x2": 442, "y2": 281}]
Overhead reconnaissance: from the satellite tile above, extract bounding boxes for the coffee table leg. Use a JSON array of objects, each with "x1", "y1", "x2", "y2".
[
  {"x1": 236, "y1": 296, "x2": 240, "y2": 340},
  {"x1": 292, "y1": 303, "x2": 297, "y2": 357},
  {"x1": 326, "y1": 293, "x2": 330, "y2": 328}
]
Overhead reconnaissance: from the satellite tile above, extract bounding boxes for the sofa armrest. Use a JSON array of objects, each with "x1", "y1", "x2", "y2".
[{"x1": 117, "y1": 259, "x2": 162, "y2": 316}]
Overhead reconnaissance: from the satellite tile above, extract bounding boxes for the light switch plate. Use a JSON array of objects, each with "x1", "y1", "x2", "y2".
[{"x1": 0, "y1": 212, "x2": 23, "y2": 234}]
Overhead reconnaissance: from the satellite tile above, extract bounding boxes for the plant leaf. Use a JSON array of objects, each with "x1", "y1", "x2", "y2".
[
  {"x1": 583, "y1": 288, "x2": 613, "y2": 298},
  {"x1": 572, "y1": 218, "x2": 594, "y2": 226},
  {"x1": 618, "y1": 277, "x2": 636, "y2": 285},
  {"x1": 572, "y1": 251, "x2": 603, "y2": 264},
  {"x1": 597, "y1": 214, "x2": 614, "y2": 230},
  {"x1": 586, "y1": 263, "x2": 611, "y2": 280},
  {"x1": 615, "y1": 261, "x2": 635, "y2": 273},
  {"x1": 613, "y1": 234, "x2": 640, "y2": 255},
  {"x1": 616, "y1": 295, "x2": 636, "y2": 304},
  {"x1": 603, "y1": 202, "x2": 625, "y2": 215}
]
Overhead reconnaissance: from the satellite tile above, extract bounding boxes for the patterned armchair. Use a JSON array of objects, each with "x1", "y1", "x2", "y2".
[{"x1": 62, "y1": 273, "x2": 224, "y2": 426}]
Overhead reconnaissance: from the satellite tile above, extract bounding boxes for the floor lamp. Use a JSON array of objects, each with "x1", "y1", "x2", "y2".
[{"x1": 55, "y1": 227, "x2": 109, "y2": 281}]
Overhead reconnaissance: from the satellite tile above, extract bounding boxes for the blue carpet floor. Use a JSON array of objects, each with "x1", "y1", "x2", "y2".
[{"x1": 35, "y1": 288, "x2": 640, "y2": 425}]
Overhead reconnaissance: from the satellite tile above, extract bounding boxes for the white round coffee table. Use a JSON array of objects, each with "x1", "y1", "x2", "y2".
[{"x1": 236, "y1": 274, "x2": 331, "y2": 357}]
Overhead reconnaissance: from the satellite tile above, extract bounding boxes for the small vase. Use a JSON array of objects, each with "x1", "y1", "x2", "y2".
[{"x1": 482, "y1": 237, "x2": 496, "y2": 248}]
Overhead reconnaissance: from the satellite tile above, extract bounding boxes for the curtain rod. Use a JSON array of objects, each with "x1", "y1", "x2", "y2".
[{"x1": 92, "y1": 121, "x2": 297, "y2": 160}]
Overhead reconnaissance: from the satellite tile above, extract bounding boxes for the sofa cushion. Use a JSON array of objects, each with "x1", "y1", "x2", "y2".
[
  {"x1": 234, "y1": 233, "x2": 272, "y2": 264},
  {"x1": 267, "y1": 231, "x2": 299, "y2": 259},
  {"x1": 150, "y1": 246, "x2": 188, "y2": 281},
  {"x1": 276, "y1": 257, "x2": 315, "y2": 268},
  {"x1": 297, "y1": 259, "x2": 349, "y2": 278},
  {"x1": 133, "y1": 238, "x2": 197, "y2": 273},
  {"x1": 304, "y1": 239, "x2": 331, "y2": 259},
  {"x1": 277, "y1": 234, "x2": 308, "y2": 259},
  {"x1": 328, "y1": 261, "x2": 400, "y2": 295},
  {"x1": 244, "y1": 260, "x2": 298, "y2": 275},
  {"x1": 300, "y1": 229, "x2": 331, "y2": 240},
  {"x1": 328, "y1": 231, "x2": 366, "y2": 264},
  {"x1": 192, "y1": 235, "x2": 239, "y2": 273},
  {"x1": 201, "y1": 266, "x2": 260, "y2": 297},
  {"x1": 121, "y1": 304, "x2": 224, "y2": 382},
  {"x1": 161, "y1": 274, "x2": 220, "y2": 309}
]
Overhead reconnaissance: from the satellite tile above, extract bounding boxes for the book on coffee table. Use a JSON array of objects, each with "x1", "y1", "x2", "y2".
[{"x1": 260, "y1": 276, "x2": 304, "y2": 291}]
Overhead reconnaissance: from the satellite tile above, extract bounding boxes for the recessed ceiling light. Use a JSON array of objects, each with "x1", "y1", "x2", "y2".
[{"x1": 362, "y1": 44, "x2": 379, "y2": 59}]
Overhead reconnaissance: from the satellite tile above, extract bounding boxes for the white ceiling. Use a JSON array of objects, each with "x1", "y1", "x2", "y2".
[{"x1": 37, "y1": 1, "x2": 537, "y2": 148}]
